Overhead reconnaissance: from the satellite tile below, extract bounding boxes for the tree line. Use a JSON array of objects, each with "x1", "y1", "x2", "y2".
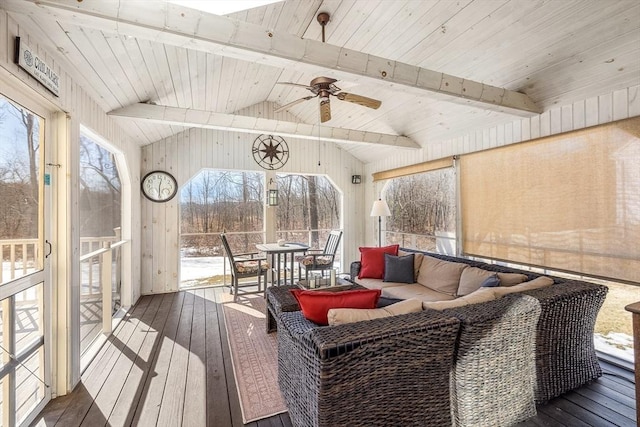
[
  {"x1": 385, "y1": 168, "x2": 456, "y2": 236},
  {"x1": 180, "y1": 171, "x2": 340, "y2": 255}
]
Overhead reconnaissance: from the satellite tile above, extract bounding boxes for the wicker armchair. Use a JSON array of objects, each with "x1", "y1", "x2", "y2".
[
  {"x1": 277, "y1": 309, "x2": 460, "y2": 427},
  {"x1": 444, "y1": 294, "x2": 541, "y2": 426},
  {"x1": 296, "y1": 230, "x2": 342, "y2": 280},
  {"x1": 219, "y1": 233, "x2": 269, "y2": 301}
]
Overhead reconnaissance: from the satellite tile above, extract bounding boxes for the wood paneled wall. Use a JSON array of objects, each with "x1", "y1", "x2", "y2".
[
  {"x1": 0, "y1": 10, "x2": 141, "y2": 391},
  {"x1": 140, "y1": 102, "x2": 365, "y2": 294},
  {"x1": 365, "y1": 85, "x2": 640, "y2": 247}
]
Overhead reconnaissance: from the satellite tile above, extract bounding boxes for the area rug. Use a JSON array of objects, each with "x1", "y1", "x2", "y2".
[{"x1": 221, "y1": 293, "x2": 287, "y2": 423}]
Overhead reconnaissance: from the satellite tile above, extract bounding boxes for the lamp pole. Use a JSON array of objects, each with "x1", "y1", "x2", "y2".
[{"x1": 370, "y1": 198, "x2": 391, "y2": 247}]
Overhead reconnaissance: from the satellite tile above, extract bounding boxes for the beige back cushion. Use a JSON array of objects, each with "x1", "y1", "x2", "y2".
[
  {"x1": 492, "y1": 276, "x2": 554, "y2": 297},
  {"x1": 497, "y1": 272, "x2": 529, "y2": 286},
  {"x1": 417, "y1": 256, "x2": 468, "y2": 296},
  {"x1": 457, "y1": 266, "x2": 496, "y2": 296},
  {"x1": 327, "y1": 298, "x2": 423, "y2": 326},
  {"x1": 398, "y1": 250, "x2": 424, "y2": 281},
  {"x1": 422, "y1": 287, "x2": 496, "y2": 311}
]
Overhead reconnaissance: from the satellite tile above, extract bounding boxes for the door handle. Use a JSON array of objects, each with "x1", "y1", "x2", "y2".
[{"x1": 45, "y1": 240, "x2": 52, "y2": 259}]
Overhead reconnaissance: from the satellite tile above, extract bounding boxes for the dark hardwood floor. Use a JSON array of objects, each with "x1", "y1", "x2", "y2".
[{"x1": 32, "y1": 288, "x2": 635, "y2": 427}]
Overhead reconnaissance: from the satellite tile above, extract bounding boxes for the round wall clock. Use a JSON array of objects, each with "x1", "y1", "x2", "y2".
[
  {"x1": 141, "y1": 170, "x2": 178, "y2": 202},
  {"x1": 252, "y1": 134, "x2": 289, "y2": 170}
]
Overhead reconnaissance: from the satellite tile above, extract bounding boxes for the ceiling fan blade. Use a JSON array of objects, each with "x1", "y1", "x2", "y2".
[
  {"x1": 274, "y1": 96, "x2": 316, "y2": 113},
  {"x1": 275, "y1": 81, "x2": 313, "y2": 90},
  {"x1": 336, "y1": 92, "x2": 382, "y2": 109},
  {"x1": 319, "y1": 98, "x2": 331, "y2": 123}
]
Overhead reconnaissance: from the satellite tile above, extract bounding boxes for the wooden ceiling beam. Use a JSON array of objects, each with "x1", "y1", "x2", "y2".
[
  {"x1": 7, "y1": 0, "x2": 542, "y2": 117},
  {"x1": 108, "y1": 103, "x2": 421, "y2": 149}
]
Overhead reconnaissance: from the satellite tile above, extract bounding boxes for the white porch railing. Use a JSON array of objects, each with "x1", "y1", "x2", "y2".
[
  {"x1": 179, "y1": 228, "x2": 339, "y2": 287},
  {"x1": 0, "y1": 238, "x2": 38, "y2": 284}
]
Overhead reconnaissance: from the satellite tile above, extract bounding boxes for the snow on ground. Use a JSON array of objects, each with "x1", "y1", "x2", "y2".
[
  {"x1": 594, "y1": 332, "x2": 634, "y2": 362},
  {"x1": 180, "y1": 256, "x2": 225, "y2": 281}
]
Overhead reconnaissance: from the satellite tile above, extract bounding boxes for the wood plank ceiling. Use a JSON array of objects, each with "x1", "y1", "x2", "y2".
[{"x1": 4, "y1": 0, "x2": 640, "y2": 164}]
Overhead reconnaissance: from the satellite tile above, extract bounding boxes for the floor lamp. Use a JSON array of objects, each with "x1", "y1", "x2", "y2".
[{"x1": 370, "y1": 198, "x2": 391, "y2": 247}]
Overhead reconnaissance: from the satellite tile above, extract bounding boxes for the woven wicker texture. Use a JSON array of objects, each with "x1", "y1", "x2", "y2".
[
  {"x1": 277, "y1": 310, "x2": 460, "y2": 427},
  {"x1": 444, "y1": 294, "x2": 541, "y2": 426},
  {"x1": 351, "y1": 250, "x2": 608, "y2": 403},
  {"x1": 523, "y1": 280, "x2": 608, "y2": 402}
]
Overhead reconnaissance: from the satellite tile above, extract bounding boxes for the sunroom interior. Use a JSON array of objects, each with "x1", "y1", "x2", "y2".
[{"x1": 0, "y1": 0, "x2": 638, "y2": 426}]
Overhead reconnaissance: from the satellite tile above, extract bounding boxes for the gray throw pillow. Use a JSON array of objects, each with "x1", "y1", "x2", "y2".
[
  {"x1": 481, "y1": 274, "x2": 501, "y2": 287},
  {"x1": 383, "y1": 253, "x2": 415, "y2": 283}
]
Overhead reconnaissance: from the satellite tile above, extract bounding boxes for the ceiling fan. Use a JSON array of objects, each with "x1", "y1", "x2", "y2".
[{"x1": 274, "y1": 76, "x2": 382, "y2": 123}]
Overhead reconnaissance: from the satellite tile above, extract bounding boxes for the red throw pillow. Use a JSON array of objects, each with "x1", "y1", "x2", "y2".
[
  {"x1": 290, "y1": 289, "x2": 382, "y2": 325},
  {"x1": 358, "y1": 245, "x2": 400, "y2": 279}
]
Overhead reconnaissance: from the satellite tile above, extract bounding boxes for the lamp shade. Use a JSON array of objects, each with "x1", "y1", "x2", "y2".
[{"x1": 370, "y1": 199, "x2": 391, "y2": 217}]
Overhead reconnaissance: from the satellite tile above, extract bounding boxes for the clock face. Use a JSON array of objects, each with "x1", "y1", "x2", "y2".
[
  {"x1": 141, "y1": 171, "x2": 178, "y2": 202},
  {"x1": 252, "y1": 134, "x2": 289, "y2": 170}
]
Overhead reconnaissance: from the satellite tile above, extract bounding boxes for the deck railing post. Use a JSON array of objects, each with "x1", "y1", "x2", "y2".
[
  {"x1": 102, "y1": 242, "x2": 112, "y2": 335},
  {"x1": 624, "y1": 302, "x2": 640, "y2": 425}
]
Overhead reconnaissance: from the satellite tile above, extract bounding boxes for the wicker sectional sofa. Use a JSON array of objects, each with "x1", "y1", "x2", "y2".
[{"x1": 271, "y1": 249, "x2": 608, "y2": 427}]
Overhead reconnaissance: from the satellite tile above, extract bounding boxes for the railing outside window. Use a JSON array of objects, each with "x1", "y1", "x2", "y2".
[
  {"x1": 180, "y1": 229, "x2": 339, "y2": 288},
  {"x1": 384, "y1": 230, "x2": 456, "y2": 255}
]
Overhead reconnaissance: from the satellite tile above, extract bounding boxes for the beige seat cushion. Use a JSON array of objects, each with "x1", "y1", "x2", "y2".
[
  {"x1": 457, "y1": 267, "x2": 496, "y2": 296},
  {"x1": 383, "y1": 283, "x2": 456, "y2": 303},
  {"x1": 398, "y1": 250, "x2": 424, "y2": 281},
  {"x1": 354, "y1": 277, "x2": 412, "y2": 291},
  {"x1": 497, "y1": 272, "x2": 529, "y2": 286},
  {"x1": 416, "y1": 256, "x2": 468, "y2": 296},
  {"x1": 422, "y1": 287, "x2": 497, "y2": 311},
  {"x1": 492, "y1": 276, "x2": 554, "y2": 296},
  {"x1": 327, "y1": 298, "x2": 423, "y2": 326}
]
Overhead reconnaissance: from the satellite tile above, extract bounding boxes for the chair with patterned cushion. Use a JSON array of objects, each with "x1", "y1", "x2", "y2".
[
  {"x1": 295, "y1": 230, "x2": 342, "y2": 280},
  {"x1": 220, "y1": 233, "x2": 269, "y2": 301}
]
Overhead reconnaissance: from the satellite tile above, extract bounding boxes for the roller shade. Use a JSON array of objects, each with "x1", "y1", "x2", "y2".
[
  {"x1": 373, "y1": 157, "x2": 454, "y2": 182},
  {"x1": 460, "y1": 117, "x2": 640, "y2": 284}
]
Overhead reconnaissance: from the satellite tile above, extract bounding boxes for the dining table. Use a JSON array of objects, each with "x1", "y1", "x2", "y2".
[{"x1": 256, "y1": 242, "x2": 310, "y2": 286}]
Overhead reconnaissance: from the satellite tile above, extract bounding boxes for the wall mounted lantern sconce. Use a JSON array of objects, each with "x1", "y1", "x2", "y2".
[
  {"x1": 268, "y1": 189, "x2": 279, "y2": 206},
  {"x1": 351, "y1": 175, "x2": 362, "y2": 184}
]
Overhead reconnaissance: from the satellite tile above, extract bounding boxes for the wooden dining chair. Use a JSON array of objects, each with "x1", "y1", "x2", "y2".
[
  {"x1": 295, "y1": 230, "x2": 343, "y2": 280},
  {"x1": 220, "y1": 233, "x2": 269, "y2": 301}
]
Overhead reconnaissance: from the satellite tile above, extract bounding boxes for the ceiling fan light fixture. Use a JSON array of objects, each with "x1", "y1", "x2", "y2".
[{"x1": 274, "y1": 76, "x2": 382, "y2": 122}]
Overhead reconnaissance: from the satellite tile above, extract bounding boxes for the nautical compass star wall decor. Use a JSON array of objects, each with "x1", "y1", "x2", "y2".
[{"x1": 252, "y1": 134, "x2": 289, "y2": 170}]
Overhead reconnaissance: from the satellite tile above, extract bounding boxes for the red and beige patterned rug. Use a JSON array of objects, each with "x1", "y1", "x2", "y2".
[{"x1": 221, "y1": 293, "x2": 287, "y2": 423}]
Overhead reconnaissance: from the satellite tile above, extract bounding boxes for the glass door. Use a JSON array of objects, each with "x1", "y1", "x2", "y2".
[{"x1": 0, "y1": 95, "x2": 50, "y2": 426}]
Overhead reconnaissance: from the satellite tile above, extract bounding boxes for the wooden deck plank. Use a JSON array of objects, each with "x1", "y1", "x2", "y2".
[
  {"x1": 107, "y1": 292, "x2": 176, "y2": 426},
  {"x1": 563, "y1": 391, "x2": 636, "y2": 427},
  {"x1": 523, "y1": 410, "x2": 568, "y2": 427},
  {"x1": 204, "y1": 286, "x2": 233, "y2": 426},
  {"x1": 596, "y1": 376, "x2": 636, "y2": 397},
  {"x1": 51, "y1": 295, "x2": 154, "y2": 426},
  {"x1": 131, "y1": 291, "x2": 185, "y2": 426},
  {"x1": 29, "y1": 392, "x2": 75, "y2": 426},
  {"x1": 536, "y1": 402, "x2": 593, "y2": 427},
  {"x1": 33, "y1": 288, "x2": 636, "y2": 427},
  {"x1": 214, "y1": 287, "x2": 245, "y2": 427},
  {"x1": 182, "y1": 288, "x2": 207, "y2": 427},
  {"x1": 80, "y1": 294, "x2": 166, "y2": 426},
  {"x1": 573, "y1": 386, "x2": 636, "y2": 420},
  {"x1": 581, "y1": 381, "x2": 637, "y2": 410},
  {"x1": 156, "y1": 290, "x2": 194, "y2": 426}
]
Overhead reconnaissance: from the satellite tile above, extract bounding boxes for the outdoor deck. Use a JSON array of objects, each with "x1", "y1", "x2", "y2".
[{"x1": 32, "y1": 288, "x2": 636, "y2": 427}]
